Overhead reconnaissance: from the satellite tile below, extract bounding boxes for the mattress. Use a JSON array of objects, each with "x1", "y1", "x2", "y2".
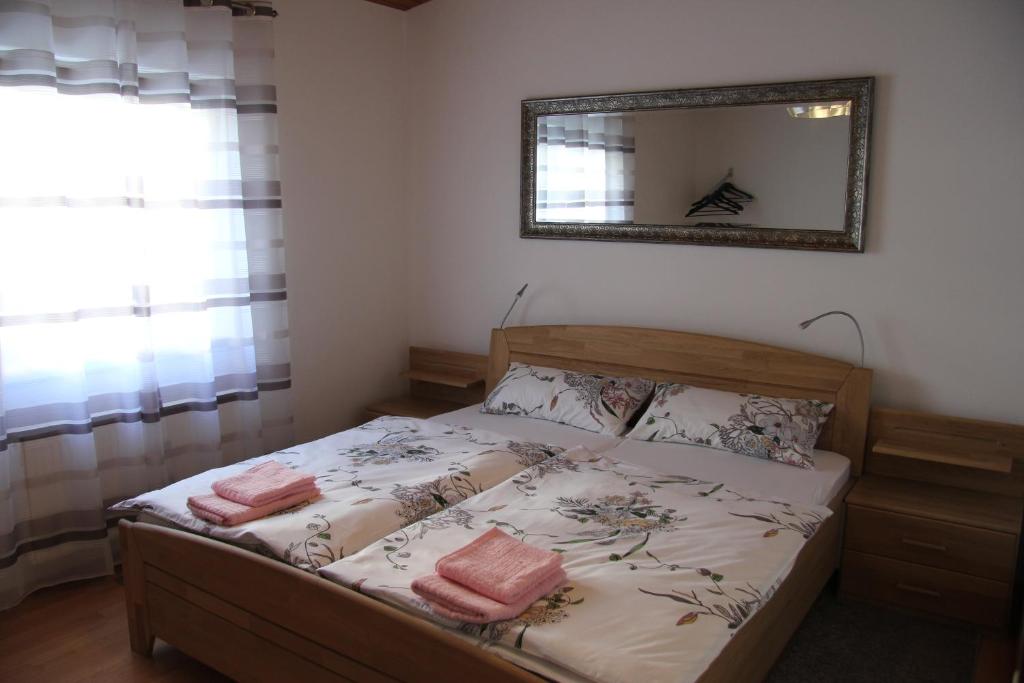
[
  {"x1": 430, "y1": 404, "x2": 624, "y2": 454},
  {"x1": 431, "y1": 403, "x2": 849, "y2": 506}
]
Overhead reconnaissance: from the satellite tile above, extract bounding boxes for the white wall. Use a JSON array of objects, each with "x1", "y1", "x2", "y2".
[
  {"x1": 404, "y1": 0, "x2": 1024, "y2": 424},
  {"x1": 275, "y1": 0, "x2": 409, "y2": 441},
  {"x1": 632, "y1": 106, "x2": 849, "y2": 228}
]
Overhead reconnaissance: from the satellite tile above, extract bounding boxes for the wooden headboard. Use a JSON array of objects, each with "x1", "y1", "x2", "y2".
[{"x1": 486, "y1": 325, "x2": 873, "y2": 475}]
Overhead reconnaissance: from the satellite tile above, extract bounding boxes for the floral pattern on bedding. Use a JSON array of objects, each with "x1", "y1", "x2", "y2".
[
  {"x1": 319, "y1": 447, "x2": 832, "y2": 683},
  {"x1": 463, "y1": 585, "x2": 586, "y2": 650},
  {"x1": 627, "y1": 383, "x2": 834, "y2": 469},
  {"x1": 482, "y1": 362, "x2": 655, "y2": 436},
  {"x1": 109, "y1": 417, "x2": 564, "y2": 571}
]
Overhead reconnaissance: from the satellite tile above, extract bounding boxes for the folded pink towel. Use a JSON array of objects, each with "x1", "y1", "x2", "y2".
[
  {"x1": 412, "y1": 566, "x2": 567, "y2": 624},
  {"x1": 211, "y1": 460, "x2": 316, "y2": 507},
  {"x1": 187, "y1": 486, "x2": 319, "y2": 526},
  {"x1": 434, "y1": 527, "x2": 564, "y2": 604}
]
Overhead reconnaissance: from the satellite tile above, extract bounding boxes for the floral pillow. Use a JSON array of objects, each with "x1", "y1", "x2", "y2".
[
  {"x1": 626, "y1": 383, "x2": 834, "y2": 469},
  {"x1": 481, "y1": 363, "x2": 655, "y2": 436}
]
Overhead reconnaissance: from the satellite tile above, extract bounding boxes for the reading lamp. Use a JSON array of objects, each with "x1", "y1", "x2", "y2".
[
  {"x1": 499, "y1": 284, "x2": 529, "y2": 329},
  {"x1": 798, "y1": 310, "x2": 865, "y2": 368}
]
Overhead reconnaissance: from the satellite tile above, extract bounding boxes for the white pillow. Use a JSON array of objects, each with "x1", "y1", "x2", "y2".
[
  {"x1": 626, "y1": 383, "x2": 833, "y2": 469},
  {"x1": 481, "y1": 362, "x2": 655, "y2": 436}
]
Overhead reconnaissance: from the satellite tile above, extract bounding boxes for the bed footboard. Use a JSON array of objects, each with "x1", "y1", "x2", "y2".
[{"x1": 118, "y1": 520, "x2": 543, "y2": 682}]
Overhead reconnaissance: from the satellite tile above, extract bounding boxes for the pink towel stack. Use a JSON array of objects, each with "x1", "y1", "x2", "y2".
[
  {"x1": 411, "y1": 527, "x2": 567, "y2": 624},
  {"x1": 187, "y1": 461, "x2": 320, "y2": 526}
]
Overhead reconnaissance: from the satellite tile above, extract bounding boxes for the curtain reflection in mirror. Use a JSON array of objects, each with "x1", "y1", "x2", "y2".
[{"x1": 536, "y1": 113, "x2": 635, "y2": 223}]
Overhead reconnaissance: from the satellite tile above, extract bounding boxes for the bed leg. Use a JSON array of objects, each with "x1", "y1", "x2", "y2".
[{"x1": 119, "y1": 520, "x2": 155, "y2": 657}]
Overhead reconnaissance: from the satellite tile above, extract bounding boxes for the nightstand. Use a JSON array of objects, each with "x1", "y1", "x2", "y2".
[
  {"x1": 840, "y1": 408, "x2": 1024, "y2": 628},
  {"x1": 365, "y1": 347, "x2": 488, "y2": 421}
]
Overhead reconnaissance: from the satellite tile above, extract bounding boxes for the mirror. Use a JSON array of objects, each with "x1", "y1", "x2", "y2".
[{"x1": 521, "y1": 78, "x2": 873, "y2": 252}]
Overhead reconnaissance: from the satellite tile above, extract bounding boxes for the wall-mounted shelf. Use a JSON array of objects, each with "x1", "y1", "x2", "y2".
[
  {"x1": 865, "y1": 408, "x2": 1024, "y2": 497},
  {"x1": 400, "y1": 369, "x2": 484, "y2": 389},
  {"x1": 872, "y1": 437, "x2": 1013, "y2": 474},
  {"x1": 365, "y1": 347, "x2": 488, "y2": 421}
]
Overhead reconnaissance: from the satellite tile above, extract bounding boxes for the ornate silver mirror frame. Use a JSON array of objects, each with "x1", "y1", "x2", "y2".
[{"x1": 520, "y1": 77, "x2": 873, "y2": 252}]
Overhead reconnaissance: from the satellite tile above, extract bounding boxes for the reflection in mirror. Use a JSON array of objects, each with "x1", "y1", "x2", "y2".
[
  {"x1": 535, "y1": 101, "x2": 852, "y2": 231},
  {"x1": 536, "y1": 113, "x2": 636, "y2": 223}
]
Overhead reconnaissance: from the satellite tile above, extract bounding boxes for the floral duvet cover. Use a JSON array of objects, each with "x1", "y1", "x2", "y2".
[
  {"x1": 319, "y1": 447, "x2": 832, "y2": 683},
  {"x1": 110, "y1": 416, "x2": 563, "y2": 570}
]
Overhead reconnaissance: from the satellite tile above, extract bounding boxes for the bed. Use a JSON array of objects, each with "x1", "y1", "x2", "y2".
[{"x1": 119, "y1": 325, "x2": 871, "y2": 682}]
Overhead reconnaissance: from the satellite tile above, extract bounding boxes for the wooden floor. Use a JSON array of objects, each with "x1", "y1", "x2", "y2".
[
  {"x1": 0, "y1": 576, "x2": 228, "y2": 683},
  {"x1": 0, "y1": 576, "x2": 1016, "y2": 682}
]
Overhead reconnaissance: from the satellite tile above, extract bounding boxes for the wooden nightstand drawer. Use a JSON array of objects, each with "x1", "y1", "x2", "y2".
[
  {"x1": 841, "y1": 550, "x2": 1010, "y2": 627},
  {"x1": 846, "y1": 505, "x2": 1017, "y2": 582}
]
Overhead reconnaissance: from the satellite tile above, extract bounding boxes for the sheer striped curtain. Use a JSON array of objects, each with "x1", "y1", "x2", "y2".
[
  {"x1": 0, "y1": 0, "x2": 292, "y2": 609},
  {"x1": 536, "y1": 112, "x2": 636, "y2": 222}
]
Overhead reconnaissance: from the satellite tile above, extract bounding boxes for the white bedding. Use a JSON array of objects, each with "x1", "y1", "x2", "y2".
[
  {"x1": 321, "y1": 447, "x2": 833, "y2": 683},
  {"x1": 431, "y1": 404, "x2": 850, "y2": 506},
  {"x1": 604, "y1": 439, "x2": 850, "y2": 506},
  {"x1": 111, "y1": 417, "x2": 566, "y2": 569},
  {"x1": 431, "y1": 404, "x2": 624, "y2": 454}
]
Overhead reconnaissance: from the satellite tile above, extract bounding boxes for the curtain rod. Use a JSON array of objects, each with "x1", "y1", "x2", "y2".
[{"x1": 183, "y1": 0, "x2": 278, "y2": 17}]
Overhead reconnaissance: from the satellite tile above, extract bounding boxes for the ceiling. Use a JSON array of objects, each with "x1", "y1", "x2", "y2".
[{"x1": 362, "y1": 0, "x2": 432, "y2": 10}]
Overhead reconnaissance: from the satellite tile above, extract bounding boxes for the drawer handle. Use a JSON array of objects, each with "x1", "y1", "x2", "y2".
[
  {"x1": 900, "y1": 537, "x2": 947, "y2": 553},
  {"x1": 896, "y1": 582, "x2": 941, "y2": 599}
]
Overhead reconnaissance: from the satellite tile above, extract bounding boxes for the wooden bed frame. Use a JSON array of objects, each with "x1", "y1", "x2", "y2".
[{"x1": 120, "y1": 325, "x2": 872, "y2": 682}]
